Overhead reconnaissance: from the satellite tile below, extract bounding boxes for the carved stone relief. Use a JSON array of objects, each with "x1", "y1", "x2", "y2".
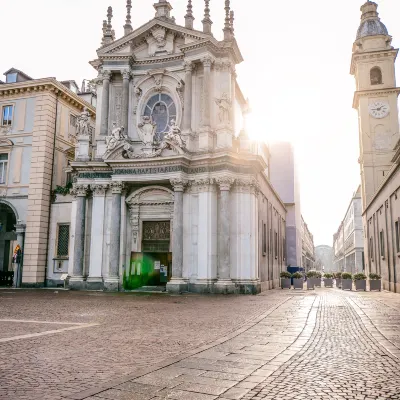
[{"x1": 114, "y1": 89, "x2": 123, "y2": 127}]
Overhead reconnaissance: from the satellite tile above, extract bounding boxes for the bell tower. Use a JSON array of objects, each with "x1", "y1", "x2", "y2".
[{"x1": 351, "y1": 1, "x2": 400, "y2": 210}]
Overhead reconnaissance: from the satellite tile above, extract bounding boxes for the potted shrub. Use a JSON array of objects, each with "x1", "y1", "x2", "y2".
[
  {"x1": 292, "y1": 272, "x2": 303, "y2": 289},
  {"x1": 324, "y1": 273, "x2": 333, "y2": 288},
  {"x1": 353, "y1": 273, "x2": 367, "y2": 291},
  {"x1": 335, "y1": 272, "x2": 342, "y2": 288},
  {"x1": 342, "y1": 272, "x2": 353, "y2": 290},
  {"x1": 280, "y1": 271, "x2": 292, "y2": 289},
  {"x1": 306, "y1": 271, "x2": 315, "y2": 290},
  {"x1": 369, "y1": 273, "x2": 382, "y2": 292},
  {"x1": 314, "y1": 272, "x2": 322, "y2": 287}
]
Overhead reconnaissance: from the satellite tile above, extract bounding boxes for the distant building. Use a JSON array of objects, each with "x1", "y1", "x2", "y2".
[
  {"x1": 315, "y1": 245, "x2": 334, "y2": 273},
  {"x1": 333, "y1": 187, "x2": 364, "y2": 274},
  {"x1": 270, "y1": 141, "x2": 314, "y2": 270},
  {"x1": 301, "y1": 217, "x2": 315, "y2": 271},
  {"x1": 0, "y1": 67, "x2": 96, "y2": 287}
]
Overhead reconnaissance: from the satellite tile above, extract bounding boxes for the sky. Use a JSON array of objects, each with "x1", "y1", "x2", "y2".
[{"x1": 1, "y1": 0, "x2": 400, "y2": 246}]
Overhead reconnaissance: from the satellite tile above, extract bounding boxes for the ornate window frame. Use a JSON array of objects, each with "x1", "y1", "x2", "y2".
[{"x1": 126, "y1": 186, "x2": 174, "y2": 252}]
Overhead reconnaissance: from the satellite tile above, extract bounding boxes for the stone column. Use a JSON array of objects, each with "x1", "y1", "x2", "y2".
[
  {"x1": 100, "y1": 71, "x2": 111, "y2": 136},
  {"x1": 199, "y1": 57, "x2": 214, "y2": 151},
  {"x1": 105, "y1": 182, "x2": 124, "y2": 291},
  {"x1": 70, "y1": 184, "x2": 88, "y2": 290},
  {"x1": 122, "y1": 70, "x2": 131, "y2": 133},
  {"x1": 166, "y1": 179, "x2": 188, "y2": 294},
  {"x1": 215, "y1": 178, "x2": 235, "y2": 293},
  {"x1": 202, "y1": 57, "x2": 212, "y2": 127},
  {"x1": 88, "y1": 184, "x2": 108, "y2": 289},
  {"x1": 183, "y1": 61, "x2": 194, "y2": 132}
]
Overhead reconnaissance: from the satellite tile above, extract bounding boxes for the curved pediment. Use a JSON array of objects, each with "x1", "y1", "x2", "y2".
[
  {"x1": 0, "y1": 139, "x2": 13, "y2": 147},
  {"x1": 126, "y1": 186, "x2": 174, "y2": 205},
  {"x1": 103, "y1": 138, "x2": 187, "y2": 161}
]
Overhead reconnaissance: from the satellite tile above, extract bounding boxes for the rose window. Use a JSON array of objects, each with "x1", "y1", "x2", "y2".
[{"x1": 143, "y1": 94, "x2": 177, "y2": 140}]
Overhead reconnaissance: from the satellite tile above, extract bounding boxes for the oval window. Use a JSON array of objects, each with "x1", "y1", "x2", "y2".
[{"x1": 143, "y1": 94, "x2": 177, "y2": 140}]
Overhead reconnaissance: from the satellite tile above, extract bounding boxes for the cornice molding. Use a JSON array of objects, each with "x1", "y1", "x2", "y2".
[
  {"x1": 0, "y1": 79, "x2": 96, "y2": 115},
  {"x1": 350, "y1": 48, "x2": 399, "y2": 75},
  {"x1": 352, "y1": 87, "x2": 400, "y2": 108}
]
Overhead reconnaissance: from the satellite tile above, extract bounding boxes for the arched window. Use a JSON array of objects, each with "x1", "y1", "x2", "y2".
[
  {"x1": 370, "y1": 67, "x2": 382, "y2": 85},
  {"x1": 143, "y1": 93, "x2": 177, "y2": 140}
]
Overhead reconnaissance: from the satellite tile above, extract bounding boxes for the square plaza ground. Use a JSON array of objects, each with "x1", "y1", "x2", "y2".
[{"x1": 0, "y1": 288, "x2": 400, "y2": 400}]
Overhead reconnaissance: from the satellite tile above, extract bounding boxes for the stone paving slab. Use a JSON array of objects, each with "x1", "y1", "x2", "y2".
[{"x1": 2, "y1": 289, "x2": 400, "y2": 399}]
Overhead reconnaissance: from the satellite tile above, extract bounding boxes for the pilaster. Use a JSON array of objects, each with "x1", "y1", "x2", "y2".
[
  {"x1": 166, "y1": 178, "x2": 188, "y2": 294},
  {"x1": 23, "y1": 93, "x2": 57, "y2": 286},
  {"x1": 193, "y1": 178, "x2": 218, "y2": 292},
  {"x1": 69, "y1": 184, "x2": 89, "y2": 290},
  {"x1": 122, "y1": 70, "x2": 131, "y2": 133},
  {"x1": 215, "y1": 177, "x2": 235, "y2": 294},
  {"x1": 87, "y1": 184, "x2": 108, "y2": 289},
  {"x1": 198, "y1": 57, "x2": 214, "y2": 151},
  {"x1": 105, "y1": 181, "x2": 124, "y2": 291}
]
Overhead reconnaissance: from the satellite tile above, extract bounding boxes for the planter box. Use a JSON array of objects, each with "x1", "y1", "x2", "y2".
[
  {"x1": 342, "y1": 279, "x2": 352, "y2": 291},
  {"x1": 281, "y1": 278, "x2": 291, "y2": 289},
  {"x1": 293, "y1": 278, "x2": 303, "y2": 290},
  {"x1": 314, "y1": 278, "x2": 322, "y2": 288},
  {"x1": 370, "y1": 280, "x2": 381, "y2": 291},
  {"x1": 336, "y1": 278, "x2": 342, "y2": 288},
  {"x1": 324, "y1": 278, "x2": 333, "y2": 288},
  {"x1": 307, "y1": 279, "x2": 315, "y2": 290},
  {"x1": 355, "y1": 280, "x2": 366, "y2": 291}
]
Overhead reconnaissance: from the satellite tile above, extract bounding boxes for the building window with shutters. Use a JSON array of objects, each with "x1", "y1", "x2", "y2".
[
  {"x1": 274, "y1": 231, "x2": 278, "y2": 260},
  {"x1": 395, "y1": 220, "x2": 400, "y2": 253},
  {"x1": 56, "y1": 224, "x2": 70, "y2": 259},
  {"x1": 0, "y1": 154, "x2": 8, "y2": 184},
  {"x1": 1, "y1": 105, "x2": 13, "y2": 126}
]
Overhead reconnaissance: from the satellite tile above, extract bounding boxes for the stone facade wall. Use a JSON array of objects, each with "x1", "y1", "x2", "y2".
[
  {"x1": 23, "y1": 92, "x2": 57, "y2": 285},
  {"x1": 364, "y1": 163, "x2": 400, "y2": 292}
]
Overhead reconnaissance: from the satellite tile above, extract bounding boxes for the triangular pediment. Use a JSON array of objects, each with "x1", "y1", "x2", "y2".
[{"x1": 98, "y1": 18, "x2": 210, "y2": 59}]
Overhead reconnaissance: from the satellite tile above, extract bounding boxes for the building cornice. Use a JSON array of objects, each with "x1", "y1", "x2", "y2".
[
  {"x1": 352, "y1": 87, "x2": 400, "y2": 108},
  {"x1": 0, "y1": 78, "x2": 96, "y2": 115},
  {"x1": 350, "y1": 48, "x2": 398, "y2": 75}
]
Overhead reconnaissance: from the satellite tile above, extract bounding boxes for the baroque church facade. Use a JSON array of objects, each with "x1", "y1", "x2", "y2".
[{"x1": 65, "y1": 0, "x2": 287, "y2": 293}]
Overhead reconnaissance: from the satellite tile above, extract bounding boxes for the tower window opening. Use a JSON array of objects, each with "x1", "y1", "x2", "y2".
[{"x1": 370, "y1": 67, "x2": 382, "y2": 85}]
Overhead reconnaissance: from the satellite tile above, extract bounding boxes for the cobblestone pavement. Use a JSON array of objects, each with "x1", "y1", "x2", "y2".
[{"x1": 1, "y1": 288, "x2": 400, "y2": 400}]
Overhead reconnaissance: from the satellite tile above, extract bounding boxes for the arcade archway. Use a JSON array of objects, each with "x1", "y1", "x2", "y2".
[{"x1": 0, "y1": 202, "x2": 17, "y2": 286}]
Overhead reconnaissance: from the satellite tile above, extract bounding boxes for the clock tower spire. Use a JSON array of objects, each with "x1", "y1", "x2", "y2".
[{"x1": 351, "y1": 1, "x2": 400, "y2": 210}]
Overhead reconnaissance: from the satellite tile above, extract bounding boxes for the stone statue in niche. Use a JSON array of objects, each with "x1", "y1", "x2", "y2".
[
  {"x1": 76, "y1": 107, "x2": 90, "y2": 136},
  {"x1": 164, "y1": 119, "x2": 186, "y2": 148},
  {"x1": 215, "y1": 93, "x2": 232, "y2": 125},
  {"x1": 106, "y1": 123, "x2": 127, "y2": 151},
  {"x1": 138, "y1": 116, "x2": 157, "y2": 146}
]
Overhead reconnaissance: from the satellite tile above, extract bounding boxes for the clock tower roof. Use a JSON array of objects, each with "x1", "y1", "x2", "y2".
[{"x1": 356, "y1": 1, "x2": 388, "y2": 40}]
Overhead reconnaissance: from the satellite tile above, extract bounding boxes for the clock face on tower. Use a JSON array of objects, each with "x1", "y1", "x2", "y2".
[{"x1": 369, "y1": 101, "x2": 390, "y2": 119}]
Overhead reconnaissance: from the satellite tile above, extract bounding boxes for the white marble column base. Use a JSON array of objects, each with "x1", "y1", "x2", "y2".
[
  {"x1": 68, "y1": 276, "x2": 85, "y2": 290},
  {"x1": 214, "y1": 279, "x2": 236, "y2": 294},
  {"x1": 86, "y1": 277, "x2": 104, "y2": 290},
  {"x1": 166, "y1": 279, "x2": 188, "y2": 294},
  {"x1": 104, "y1": 277, "x2": 119, "y2": 292}
]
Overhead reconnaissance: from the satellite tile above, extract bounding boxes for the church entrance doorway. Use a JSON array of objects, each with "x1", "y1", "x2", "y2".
[
  {"x1": 123, "y1": 221, "x2": 172, "y2": 290},
  {"x1": 0, "y1": 203, "x2": 17, "y2": 287}
]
